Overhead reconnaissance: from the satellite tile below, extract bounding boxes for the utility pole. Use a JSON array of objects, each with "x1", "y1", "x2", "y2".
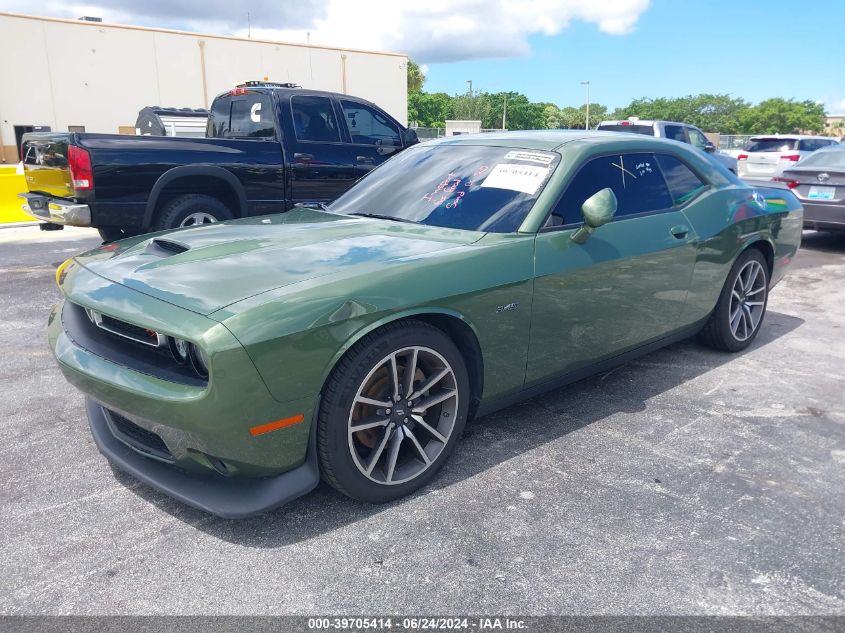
[
  {"x1": 247, "y1": 12, "x2": 251, "y2": 38},
  {"x1": 502, "y1": 94, "x2": 508, "y2": 130},
  {"x1": 580, "y1": 80, "x2": 591, "y2": 130}
]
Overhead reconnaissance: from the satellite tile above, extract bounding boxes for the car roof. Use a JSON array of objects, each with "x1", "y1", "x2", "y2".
[
  {"x1": 596, "y1": 120, "x2": 696, "y2": 127},
  {"x1": 749, "y1": 134, "x2": 835, "y2": 140},
  {"x1": 423, "y1": 129, "x2": 688, "y2": 151}
]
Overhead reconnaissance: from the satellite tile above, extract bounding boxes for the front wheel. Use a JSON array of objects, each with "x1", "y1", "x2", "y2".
[
  {"x1": 317, "y1": 321, "x2": 470, "y2": 503},
  {"x1": 699, "y1": 248, "x2": 769, "y2": 352}
]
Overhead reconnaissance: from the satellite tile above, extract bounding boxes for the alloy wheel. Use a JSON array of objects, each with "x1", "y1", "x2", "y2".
[
  {"x1": 179, "y1": 212, "x2": 218, "y2": 227},
  {"x1": 347, "y1": 346, "x2": 459, "y2": 485},
  {"x1": 729, "y1": 259, "x2": 766, "y2": 341}
]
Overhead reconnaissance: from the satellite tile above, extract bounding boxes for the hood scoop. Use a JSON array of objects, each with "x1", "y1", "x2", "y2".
[{"x1": 148, "y1": 238, "x2": 190, "y2": 256}]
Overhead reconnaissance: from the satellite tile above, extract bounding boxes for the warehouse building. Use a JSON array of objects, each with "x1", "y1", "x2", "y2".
[{"x1": 0, "y1": 12, "x2": 409, "y2": 163}]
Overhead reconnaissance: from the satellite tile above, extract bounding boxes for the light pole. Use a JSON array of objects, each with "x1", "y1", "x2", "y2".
[{"x1": 580, "y1": 80, "x2": 590, "y2": 130}]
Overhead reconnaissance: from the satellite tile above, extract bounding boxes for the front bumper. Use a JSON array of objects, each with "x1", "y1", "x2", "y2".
[
  {"x1": 19, "y1": 192, "x2": 91, "y2": 226},
  {"x1": 87, "y1": 398, "x2": 319, "y2": 518},
  {"x1": 801, "y1": 200, "x2": 845, "y2": 231}
]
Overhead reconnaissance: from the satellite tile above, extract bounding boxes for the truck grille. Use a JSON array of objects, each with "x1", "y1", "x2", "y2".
[{"x1": 104, "y1": 408, "x2": 174, "y2": 462}]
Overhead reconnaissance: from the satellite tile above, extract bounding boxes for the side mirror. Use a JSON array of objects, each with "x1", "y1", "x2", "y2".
[
  {"x1": 704, "y1": 142, "x2": 716, "y2": 153},
  {"x1": 403, "y1": 128, "x2": 419, "y2": 146},
  {"x1": 571, "y1": 188, "x2": 617, "y2": 244}
]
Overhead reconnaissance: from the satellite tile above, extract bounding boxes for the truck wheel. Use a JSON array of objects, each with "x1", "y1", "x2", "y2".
[{"x1": 153, "y1": 194, "x2": 234, "y2": 231}]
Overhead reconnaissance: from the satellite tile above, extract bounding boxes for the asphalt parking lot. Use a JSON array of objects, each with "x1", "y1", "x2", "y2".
[{"x1": 1, "y1": 225, "x2": 844, "y2": 615}]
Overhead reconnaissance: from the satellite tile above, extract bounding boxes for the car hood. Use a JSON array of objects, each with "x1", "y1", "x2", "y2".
[{"x1": 74, "y1": 208, "x2": 482, "y2": 315}]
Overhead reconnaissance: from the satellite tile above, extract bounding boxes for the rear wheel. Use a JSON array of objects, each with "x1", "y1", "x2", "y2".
[
  {"x1": 699, "y1": 248, "x2": 769, "y2": 352},
  {"x1": 317, "y1": 321, "x2": 469, "y2": 503},
  {"x1": 152, "y1": 194, "x2": 233, "y2": 231},
  {"x1": 98, "y1": 227, "x2": 138, "y2": 243}
]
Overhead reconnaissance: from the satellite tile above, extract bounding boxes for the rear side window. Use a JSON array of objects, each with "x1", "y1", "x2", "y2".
[
  {"x1": 341, "y1": 100, "x2": 401, "y2": 147},
  {"x1": 291, "y1": 96, "x2": 341, "y2": 142},
  {"x1": 798, "y1": 139, "x2": 833, "y2": 151},
  {"x1": 207, "y1": 93, "x2": 275, "y2": 139},
  {"x1": 656, "y1": 155, "x2": 707, "y2": 205},
  {"x1": 664, "y1": 125, "x2": 687, "y2": 143},
  {"x1": 596, "y1": 124, "x2": 655, "y2": 136},
  {"x1": 553, "y1": 152, "x2": 673, "y2": 223},
  {"x1": 745, "y1": 138, "x2": 797, "y2": 152}
]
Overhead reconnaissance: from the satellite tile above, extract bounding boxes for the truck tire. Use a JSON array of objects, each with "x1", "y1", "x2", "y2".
[
  {"x1": 98, "y1": 227, "x2": 138, "y2": 243},
  {"x1": 152, "y1": 194, "x2": 234, "y2": 231}
]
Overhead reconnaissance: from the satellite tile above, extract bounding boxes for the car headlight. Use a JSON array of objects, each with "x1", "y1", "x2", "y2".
[
  {"x1": 168, "y1": 336, "x2": 190, "y2": 364},
  {"x1": 188, "y1": 344, "x2": 209, "y2": 378},
  {"x1": 168, "y1": 336, "x2": 208, "y2": 378}
]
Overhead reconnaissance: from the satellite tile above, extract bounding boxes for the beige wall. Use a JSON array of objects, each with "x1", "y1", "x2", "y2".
[{"x1": 0, "y1": 12, "x2": 408, "y2": 163}]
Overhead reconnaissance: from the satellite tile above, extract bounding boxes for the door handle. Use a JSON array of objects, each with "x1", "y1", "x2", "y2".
[
  {"x1": 670, "y1": 225, "x2": 689, "y2": 239},
  {"x1": 294, "y1": 152, "x2": 314, "y2": 162},
  {"x1": 356, "y1": 155, "x2": 375, "y2": 164}
]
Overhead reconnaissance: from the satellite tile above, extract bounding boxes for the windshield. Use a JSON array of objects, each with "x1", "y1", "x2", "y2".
[
  {"x1": 797, "y1": 148, "x2": 845, "y2": 168},
  {"x1": 329, "y1": 144, "x2": 561, "y2": 233},
  {"x1": 744, "y1": 138, "x2": 797, "y2": 152},
  {"x1": 596, "y1": 124, "x2": 655, "y2": 136}
]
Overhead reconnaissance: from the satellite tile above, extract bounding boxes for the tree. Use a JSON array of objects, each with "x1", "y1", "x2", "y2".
[
  {"x1": 407, "y1": 59, "x2": 425, "y2": 93},
  {"x1": 542, "y1": 104, "x2": 563, "y2": 129},
  {"x1": 408, "y1": 90, "x2": 450, "y2": 127},
  {"x1": 612, "y1": 94, "x2": 749, "y2": 133},
  {"x1": 737, "y1": 98, "x2": 826, "y2": 134},
  {"x1": 449, "y1": 93, "x2": 492, "y2": 124}
]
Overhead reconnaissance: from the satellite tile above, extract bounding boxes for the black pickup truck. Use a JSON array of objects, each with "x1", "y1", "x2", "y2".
[{"x1": 20, "y1": 82, "x2": 417, "y2": 241}]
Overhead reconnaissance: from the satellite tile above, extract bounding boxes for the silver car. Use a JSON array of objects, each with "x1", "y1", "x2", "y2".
[
  {"x1": 737, "y1": 135, "x2": 838, "y2": 179},
  {"x1": 772, "y1": 145, "x2": 845, "y2": 231}
]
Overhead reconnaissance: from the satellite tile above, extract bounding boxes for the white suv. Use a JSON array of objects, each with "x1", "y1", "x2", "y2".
[{"x1": 737, "y1": 135, "x2": 839, "y2": 179}]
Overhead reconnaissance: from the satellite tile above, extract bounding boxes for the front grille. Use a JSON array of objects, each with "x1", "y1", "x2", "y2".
[
  {"x1": 104, "y1": 408, "x2": 174, "y2": 462},
  {"x1": 62, "y1": 302, "x2": 206, "y2": 387},
  {"x1": 98, "y1": 313, "x2": 162, "y2": 347}
]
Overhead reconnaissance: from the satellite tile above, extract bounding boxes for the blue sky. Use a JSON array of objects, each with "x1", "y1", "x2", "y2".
[{"x1": 423, "y1": 0, "x2": 845, "y2": 112}]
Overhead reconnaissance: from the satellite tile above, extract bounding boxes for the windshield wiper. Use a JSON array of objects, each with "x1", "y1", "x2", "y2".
[{"x1": 349, "y1": 212, "x2": 419, "y2": 224}]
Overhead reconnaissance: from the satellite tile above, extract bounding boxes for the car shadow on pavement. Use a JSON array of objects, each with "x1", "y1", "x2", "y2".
[
  {"x1": 800, "y1": 230, "x2": 845, "y2": 254},
  {"x1": 114, "y1": 310, "x2": 805, "y2": 545}
]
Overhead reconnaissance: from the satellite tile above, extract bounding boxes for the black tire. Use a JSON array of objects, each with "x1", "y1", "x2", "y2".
[
  {"x1": 317, "y1": 320, "x2": 470, "y2": 503},
  {"x1": 97, "y1": 227, "x2": 136, "y2": 243},
  {"x1": 152, "y1": 194, "x2": 234, "y2": 231},
  {"x1": 699, "y1": 248, "x2": 769, "y2": 352}
]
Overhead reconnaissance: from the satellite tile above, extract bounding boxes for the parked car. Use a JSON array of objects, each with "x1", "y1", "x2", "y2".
[
  {"x1": 772, "y1": 144, "x2": 845, "y2": 231},
  {"x1": 596, "y1": 118, "x2": 738, "y2": 173},
  {"x1": 47, "y1": 131, "x2": 801, "y2": 517},
  {"x1": 20, "y1": 81, "x2": 418, "y2": 241},
  {"x1": 736, "y1": 135, "x2": 838, "y2": 179}
]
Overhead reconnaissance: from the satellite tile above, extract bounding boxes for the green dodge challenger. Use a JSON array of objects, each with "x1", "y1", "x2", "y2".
[{"x1": 48, "y1": 131, "x2": 802, "y2": 517}]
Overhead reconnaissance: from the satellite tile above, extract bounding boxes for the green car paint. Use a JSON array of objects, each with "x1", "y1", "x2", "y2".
[{"x1": 47, "y1": 131, "x2": 802, "y2": 516}]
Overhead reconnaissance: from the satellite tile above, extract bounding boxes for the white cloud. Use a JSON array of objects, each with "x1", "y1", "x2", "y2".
[
  {"x1": 9, "y1": 0, "x2": 650, "y2": 63},
  {"x1": 249, "y1": 0, "x2": 651, "y2": 62}
]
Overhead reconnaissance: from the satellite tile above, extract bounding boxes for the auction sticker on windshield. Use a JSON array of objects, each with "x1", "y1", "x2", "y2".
[
  {"x1": 503, "y1": 150, "x2": 556, "y2": 165},
  {"x1": 480, "y1": 163, "x2": 551, "y2": 195}
]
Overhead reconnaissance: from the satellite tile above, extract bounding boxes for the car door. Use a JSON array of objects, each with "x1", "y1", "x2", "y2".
[
  {"x1": 337, "y1": 98, "x2": 404, "y2": 177},
  {"x1": 284, "y1": 94, "x2": 358, "y2": 205},
  {"x1": 526, "y1": 151, "x2": 700, "y2": 385}
]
